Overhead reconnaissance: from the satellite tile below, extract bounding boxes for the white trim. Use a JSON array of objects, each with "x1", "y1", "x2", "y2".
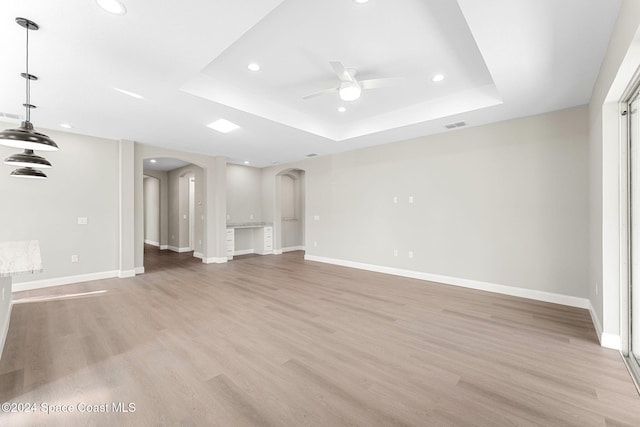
[
  {"x1": 601, "y1": 333, "x2": 622, "y2": 350},
  {"x1": 160, "y1": 245, "x2": 168, "y2": 250},
  {"x1": 203, "y1": 257, "x2": 227, "y2": 264},
  {"x1": 234, "y1": 249, "x2": 255, "y2": 256},
  {"x1": 168, "y1": 246, "x2": 192, "y2": 253},
  {"x1": 119, "y1": 270, "x2": 136, "y2": 279},
  {"x1": 193, "y1": 252, "x2": 203, "y2": 259},
  {"x1": 304, "y1": 255, "x2": 591, "y2": 309},
  {"x1": 282, "y1": 246, "x2": 305, "y2": 253},
  {"x1": 12, "y1": 270, "x2": 120, "y2": 292},
  {"x1": 0, "y1": 301, "x2": 11, "y2": 360},
  {"x1": 586, "y1": 300, "x2": 620, "y2": 349},
  {"x1": 144, "y1": 239, "x2": 160, "y2": 247},
  {"x1": 273, "y1": 249, "x2": 283, "y2": 255},
  {"x1": 135, "y1": 267, "x2": 145, "y2": 275}
]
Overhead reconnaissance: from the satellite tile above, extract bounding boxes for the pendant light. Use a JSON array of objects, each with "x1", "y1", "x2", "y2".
[
  {"x1": 10, "y1": 167, "x2": 47, "y2": 179},
  {"x1": 4, "y1": 149, "x2": 52, "y2": 169},
  {"x1": 1, "y1": 17, "x2": 58, "y2": 179}
]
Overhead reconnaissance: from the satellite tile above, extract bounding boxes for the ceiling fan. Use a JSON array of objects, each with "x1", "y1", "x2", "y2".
[{"x1": 302, "y1": 61, "x2": 403, "y2": 102}]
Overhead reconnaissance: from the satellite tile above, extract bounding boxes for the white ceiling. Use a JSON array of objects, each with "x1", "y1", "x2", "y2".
[{"x1": 0, "y1": 0, "x2": 620, "y2": 167}]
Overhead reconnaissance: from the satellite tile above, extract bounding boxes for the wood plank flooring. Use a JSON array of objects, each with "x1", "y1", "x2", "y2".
[{"x1": 0, "y1": 246, "x2": 639, "y2": 426}]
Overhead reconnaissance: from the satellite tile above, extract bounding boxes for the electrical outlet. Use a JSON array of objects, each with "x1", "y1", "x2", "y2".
[
  {"x1": 393, "y1": 196, "x2": 398, "y2": 204},
  {"x1": 314, "y1": 215, "x2": 320, "y2": 221},
  {"x1": 408, "y1": 251, "x2": 414, "y2": 259},
  {"x1": 408, "y1": 196, "x2": 414, "y2": 204},
  {"x1": 250, "y1": 214, "x2": 254, "y2": 220},
  {"x1": 226, "y1": 214, "x2": 230, "y2": 220},
  {"x1": 71, "y1": 255, "x2": 78, "y2": 263},
  {"x1": 77, "y1": 217, "x2": 88, "y2": 225},
  {"x1": 313, "y1": 241, "x2": 318, "y2": 247},
  {"x1": 393, "y1": 249, "x2": 398, "y2": 257}
]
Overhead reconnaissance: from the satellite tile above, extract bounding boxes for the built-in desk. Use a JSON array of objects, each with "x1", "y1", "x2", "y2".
[{"x1": 226, "y1": 223, "x2": 273, "y2": 260}]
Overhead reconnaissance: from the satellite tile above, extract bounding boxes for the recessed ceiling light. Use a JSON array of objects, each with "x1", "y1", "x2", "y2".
[
  {"x1": 60, "y1": 123, "x2": 73, "y2": 129},
  {"x1": 114, "y1": 87, "x2": 144, "y2": 99},
  {"x1": 243, "y1": 161, "x2": 250, "y2": 165},
  {"x1": 96, "y1": 0, "x2": 127, "y2": 15},
  {"x1": 149, "y1": 159, "x2": 157, "y2": 163},
  {"x1": 247, "y1": 63, "x2": 260, "y2": 72},
  {"x1": 432, "y1": 74, "x2": 445, "y2": 82},
  {"x1": 207, "y1": 119, "x2": 240, "y2": 133},
  {"x1": 338, "y1": 107, "x2": 346, "y2": 113},
  {"x1": 353, "y1": 0, "x2": 369, "y2": 4}
]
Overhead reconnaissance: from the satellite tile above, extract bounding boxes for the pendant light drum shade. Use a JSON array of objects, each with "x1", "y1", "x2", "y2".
[
  {"x1": 0, "y1": 121, "x2": 59, "y2": 151},
  {"x1": 4, "y1": 149, "x2": 52, "y2": 168},
  {"x1": 10, "y1": 167, "x2": 47, "y2": 179}
]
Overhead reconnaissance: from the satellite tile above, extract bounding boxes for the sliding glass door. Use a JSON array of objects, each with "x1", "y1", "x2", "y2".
[{"x1": 628, "y1": 89, "x2": 640, "y2": 382}]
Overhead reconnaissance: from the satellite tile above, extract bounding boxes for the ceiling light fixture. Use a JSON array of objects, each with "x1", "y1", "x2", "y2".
[
  {"x1": 338, "y1": 81, "x2": 362, "y2": 102},
  {"x1": 10, "y1": 167, "x2": 47, "y2": 179},
  {"x1": 114, "y1": 87, "x2": 144, "y2": 99},
  {"x1": 0, "y1": 17, "x2": 59, "y2": 179},
  {"x1": 60, "y1": 123, "x2": 73, "y2": 129},
  {"x1": 338, "y1": 107, "x2": 347, "y2": 113},
  {"x1": 96, "y1": 0, "x2": 127, "y2": 15},
  {"x1": 4, "y1": 149, "x2": 52, "y2": 169},
  {"x1": 247, "y1": 63, "x2": 261, "y2": 72},
  {"x1": 149, "y1": 159, "x2": 157, "y2": 163},
  {"x1": 432, "y1": 74, "x2": 445, "y2": 82},
  {"x1": 353, "y1": 0, "x2": 369, "y2": 4},
  {"x1": 207, "y1": 119, "x2": 240, "y2": 134}
]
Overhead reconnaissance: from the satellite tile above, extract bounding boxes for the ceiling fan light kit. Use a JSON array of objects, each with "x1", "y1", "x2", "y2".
[
  {"x1": 0, "y1": 17, "x2": 59, "y2": 179},
  {"x1": 339, "y1": 82, "x2": 362, "y2": 101},
  {"x1": 303, "y1": 60, "x2": 403, "y2": 103}
]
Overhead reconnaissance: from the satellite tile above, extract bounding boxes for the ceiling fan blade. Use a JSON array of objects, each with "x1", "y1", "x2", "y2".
[
  {"x1": 302, "y1": 87, "x2": 339, "y2": 100},
  {"x1": 329, "y1": 61, "x2": 354, "y2": 82},
  {"x1": 360, "y1": 77, "x2": 404, "y2": 90}
]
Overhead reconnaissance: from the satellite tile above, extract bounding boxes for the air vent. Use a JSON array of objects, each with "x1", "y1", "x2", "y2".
[
  {"x1": 306, "y1": 153, "x2": 318, "y2": 157},
  {"x1": 0, "y1": 112, "x2": 22, "y2": 122},
  {"x1": 444, "y1": 121, "x2": 466, "y2": 129}
]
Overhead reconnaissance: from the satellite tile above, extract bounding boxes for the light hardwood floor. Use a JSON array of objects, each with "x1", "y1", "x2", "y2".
[{"x1": 1, "y1": 247, "x2": 639, "y2": 426}]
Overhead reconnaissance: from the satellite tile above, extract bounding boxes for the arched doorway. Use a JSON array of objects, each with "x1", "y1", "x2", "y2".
[{"x1": 275, "y1": 169, "x2": 306, "y2": 254}]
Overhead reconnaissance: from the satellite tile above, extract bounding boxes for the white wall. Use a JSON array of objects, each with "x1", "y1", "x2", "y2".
[
  {"x1": 588, "y1": 0, "x2": 640, "y2": 347},
  {"x1": 265, "y1": 106, "x2": 589, "y2": 301},
  {"x1": 143, "y1": 176, "x2": 160, "y2": 246},
  {"x1": 0, "y1": 122, "x2": 120, "y2": 286},
  {"x1": 227, "y1": 164, "x2": 263, "y2": 223}
]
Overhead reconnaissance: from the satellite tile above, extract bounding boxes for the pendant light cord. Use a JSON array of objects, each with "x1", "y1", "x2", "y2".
[{"x1": 25, "y1": 22, "x2": 30, "y2": 123}]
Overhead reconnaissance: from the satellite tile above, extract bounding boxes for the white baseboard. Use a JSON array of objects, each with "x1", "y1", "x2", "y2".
[
  {"x1": 193, "y1": 252, "x2": 203, "y2": 259},
  {"x1": 12, "y1": 270, "x2": 120, "y2": 292},
  {"x1": 273, "y1": 249, "x2": 283, "y2": 255},
  {"x1": 0, "y1": 300, "x2": 12, "y2": 361},
  {"x1": 119, "y1": 270, "x2": 136, "y2": 279},
  {"x1": 586, "y1": 299, "x2": 621, "y2": 350},
  {"x1": 304, "y1": 255, "x2": 592, "y2": 310},
  {"x1": 234, "y1": 249, "x2": 255, "y2": 256},
  {"x1": 168, "y1": 246, "x2": 192, "y2": 253},
  {"x1": 203, "y1": 257, "x2": 227, "y2": 264},
  {"x1": 144, "y1": 239, "x2": 160, "y2": 247},
  {"x1": 135, "y1": 267, "x2": 145, "y2": 275},
  {"x1": 601, "y1": 333, "x2": 622, "y2": 350},
  {"x1": 282, "y1": 246, "x2": 305, "y2": 253},
  {"x1": 160, "y1": 245, "x2": 168, "y2": 250}
]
